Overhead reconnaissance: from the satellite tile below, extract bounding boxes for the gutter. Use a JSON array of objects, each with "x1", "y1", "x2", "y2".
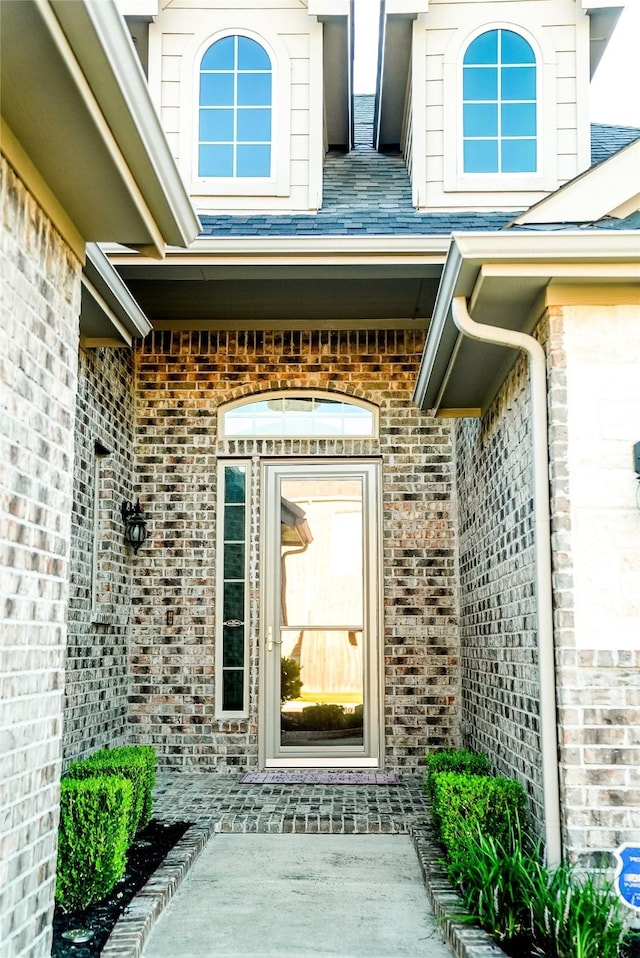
[{"x1": 451, "y1": 295, "x2": 562, "y2": 868}]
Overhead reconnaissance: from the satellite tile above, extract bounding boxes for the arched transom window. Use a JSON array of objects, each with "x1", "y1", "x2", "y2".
[
  {"x1": 463, "y1": 29, "x2": 537, "y2": 174},
  {"x1": 199, "y1": 35, "x2": 272, "y2": 178},
  {"x1": 220, "y1": 393, "x2": 378, "y2": 439}
]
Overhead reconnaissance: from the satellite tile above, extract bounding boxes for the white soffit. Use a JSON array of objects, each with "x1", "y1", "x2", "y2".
[
  {"x1": 0, "y1": 0, "x2": 199, "y2": 257},
  {"x1": 414, "y1": 231, "x2": 640, "y2": 415},
  {"x1": 510, "y1": 139, "x2": 640, "y2": 225},
  {"x1": 583, "y1": 3, "x2": 624, "y2": 76}
]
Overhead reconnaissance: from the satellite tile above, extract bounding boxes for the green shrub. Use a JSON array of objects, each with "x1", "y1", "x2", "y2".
[
  {"x1": 56, "y1": 776, "x2": 132, "y2": 912},
  {"x1": 431, "y1": 772, "x2": 528, "y2": 883},
  {"x1": 66, "y1": 745, "x2": 156, "y2": 838},
  {"x1": 425, "y1": 748, "x2": 491, "y2": 794},
  {"x1": 528, "y1": 859, "x2": 626, "y2": 958}
]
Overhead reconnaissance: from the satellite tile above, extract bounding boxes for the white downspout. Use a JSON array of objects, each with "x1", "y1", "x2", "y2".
[{"x1": 451, "y1": 296, "x2": 562, "y2": 867}]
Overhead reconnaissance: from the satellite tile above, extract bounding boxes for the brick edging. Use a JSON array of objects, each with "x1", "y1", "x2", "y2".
[
  {"x1": 101, "y1": 823, "x2": 214, "y2": 958},
  {"x1": 410, "y1": 823, "x2": 506, "y2": 958}
]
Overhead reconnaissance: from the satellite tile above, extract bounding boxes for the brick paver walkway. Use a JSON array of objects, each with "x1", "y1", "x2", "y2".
[{"x1": 151, "y1": 771, "x2": 430, "y2": 833}]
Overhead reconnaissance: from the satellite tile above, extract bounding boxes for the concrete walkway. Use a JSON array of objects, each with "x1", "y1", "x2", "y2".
[{"x1": 141, "y1": 833, "x2": 454, "y2": 958}]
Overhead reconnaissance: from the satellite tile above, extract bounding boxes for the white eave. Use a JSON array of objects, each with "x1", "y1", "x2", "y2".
[
  {"x1": 582, "y1": 1, "x2": 624, "y2": 76},
  {"x1": 0, "y1": 0, "x2": 199, "y2": 261},
  {"x1": 414, "y1": 230, "x2": 640, "y2": 416},
  {"x1": 309, "y1": 0, "x2": 353, "y2": 151},
  {"x1": 81, "y1": 244, "x2": 152, "y2": 347}
]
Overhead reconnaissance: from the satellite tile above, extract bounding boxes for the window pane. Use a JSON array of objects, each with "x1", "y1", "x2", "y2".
[
  {"x1": 238, "y1": 36, "x2": 271, "y2": 70},
  {"x1": 237, "y1": 144, "x2": 271, "y2": 177},
  {"x1": 222, "y1": 396, "x2": 376, "y2": 437},
  {"x1": 201, "y1": 37, "x2": 234, "y2": 70},
  {"x1": 463, "y1": 67, "x2": 498, "y2": 101},
  {"x1": 223, "y1": 670, "x2": 243, "y2": 711},
  {"x1": 502, "y1": 139, "x2": 537, "y2": 172},
  {"x1": 237, "y1": 108, "x2": 271, "y2": 143},
  {"x1": 501, "y1": 103, "x2": 536, "y2": 137},
  {"x1": 200, "y1": 73, "x2": 234, "y2": 107},
  {"x1": 223, "y1": 581, "x2": 245, "y2": 622},
  {"x1": 199, "y1": 109, "x2": 234, "y2": 142},
  {"x1": 224, "y1": 543, "x2": 245, "y2": 580},
  {"x1": 225, "y1": 467, "x2": 246, "y2": 504},
  {"x1": 199, "y1": 144, "x2": 233, "y2": 177},
  {"x1": 237, "y1": 73, "x2": 272, "y2": 107},
  {"x1": 464, "y1": 30, "x2": 498, "y2": 65},
  {"x1": 463, "y1": 103, "x2": 498, "y2": 138},
  {"x1": 501, "y1": 30, "x2": 535, "y2": 64},
  {"x1": 224, "y1": 503, "x2": 245, "y2": 541},
  {"x1": 501, "y1": 66, "x2": 536, "y2": 100},
  {"x1": 222, "y1": 629, "x2": 244, "y2": 668},
  {"x1": 464, "y1": 139, "x2": 498, "y2": 173}
]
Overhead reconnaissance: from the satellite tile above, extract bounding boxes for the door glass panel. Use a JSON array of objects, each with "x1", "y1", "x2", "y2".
[{"x1": 278, "y1": 478, "x2": 364, "y2": 748}]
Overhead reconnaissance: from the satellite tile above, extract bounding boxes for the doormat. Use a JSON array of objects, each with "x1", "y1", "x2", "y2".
[{"x1": 240, "y1": 771, "x2": 400, "y2": 785}]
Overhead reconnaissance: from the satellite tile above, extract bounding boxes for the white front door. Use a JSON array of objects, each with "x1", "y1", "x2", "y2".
[{"x1": 260, "y1": 460, "x2": 382, "y2": 767}]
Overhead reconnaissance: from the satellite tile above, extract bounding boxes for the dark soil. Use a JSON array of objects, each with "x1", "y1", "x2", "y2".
[
  {"x1": 52, "y1": 819, "x2": 191, "y2": 957},
  {"x1": 500, "y1": 935, "x2": 544, "y2": 957}
]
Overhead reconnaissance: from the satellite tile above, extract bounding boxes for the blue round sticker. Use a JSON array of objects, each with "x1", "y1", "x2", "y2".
[{"x1": 615, "y1": 845, "x2": 640, "y2": 908}]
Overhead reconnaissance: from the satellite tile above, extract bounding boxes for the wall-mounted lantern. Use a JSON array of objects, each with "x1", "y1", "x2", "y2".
[{"x1": 121, "y1": 499, "x2": 147, "y2": 554}]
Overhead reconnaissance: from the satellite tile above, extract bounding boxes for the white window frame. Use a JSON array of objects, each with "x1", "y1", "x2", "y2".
[
  {"x1": 184, "y1": 28, "x2": 292, "y2": 199},
  {"x1": 443, "y1": 19, "x2": 558, "y2": 194},
  {"x1": 215, "y1": 459, "x2": 252, "y2": 719},
  {"x1": 219, "y1": 390, "x2": 379, "y2": 440}
]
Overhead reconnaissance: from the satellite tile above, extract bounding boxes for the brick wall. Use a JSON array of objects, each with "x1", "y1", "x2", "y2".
[
  {"x1": 0, "y1": 156, "x2": 80, "y2": 957},
  {"x1": 130, "y1": 329, "x2": 460, "y2": 772},
  {"x1": 63, "y1": 345, "x2": 136, "y2": 761},
  {"x1": 455, "y1": 351, "x2": 545, "y2": 828}
]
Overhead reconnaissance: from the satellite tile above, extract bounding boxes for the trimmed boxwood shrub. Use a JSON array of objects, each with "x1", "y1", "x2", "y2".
[
  {"x1": 431, "y1": 772, "x2": 528, "y2": 883},
  {"x1": 66, "y1": 745, "x2": 156, "y2": 840},
  {"x1": 56, "y1": 775, "x2": 132, "y2": 912},
  {"x1": 425, "y1": 749, "x2": 491, "y2": 828}
]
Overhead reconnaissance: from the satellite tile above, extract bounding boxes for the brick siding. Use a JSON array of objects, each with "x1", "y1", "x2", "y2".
[
  {"x1": 63, "y1": 345, "x2": 136, "y2": 761},
  {"x1": 129, "y1": 329, "x2": 460, "y2": 772},
  {"x1": 455, "y1": 350, "x2": 545, "y2": 829},
  {"x1": 0, "y1": 156, "x2": 80, "y2": 957}
]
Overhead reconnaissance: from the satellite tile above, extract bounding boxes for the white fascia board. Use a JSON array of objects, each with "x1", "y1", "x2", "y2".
[
  {"x1": 84, "y1": 243, "x2": 152, "y2": 340},
  {"x1": 384, "y1": 0, "x2": 429, "y2": 14},
  {"x1": 308, "y1": 0, "x2": 351, "y2": 17},
  {"x1": 510, "y1": 140, "x2": 640, "y2": 225},
  {"x1": 581, "y1": 0, "x2": 623, "y2": 9},
  {"x1": 51, "y1": 0, "x2": 200, "y2": 249},
  {"x1": 452, "y1": 229, "x2": 640, "y2": 265},
  {"x1": 114, "y1": 0, "x2": 159, "y2": 15},
  {"x1": 108, "y1": 234, "x2": 451, "y2": 266}
]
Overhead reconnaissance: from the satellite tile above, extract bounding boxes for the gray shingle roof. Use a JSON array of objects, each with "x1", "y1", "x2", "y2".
[
  {"x1": 591, "y1": 123, "x2": 640, "y2": 165},
  {"x1": 198, "y1": 98, "x2": 639, "y2": 239}
]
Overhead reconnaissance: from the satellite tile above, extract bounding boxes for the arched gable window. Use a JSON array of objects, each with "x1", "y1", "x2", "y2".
[
  {"x1": 462, "y1": 29, "x2": 537, "y2": 174},
  {"x1": 199, "y1": 35, "x2": 272, "y2": 178},
  {"x1": 220, "y1": 392, "x2": 378, "y2": 439}
]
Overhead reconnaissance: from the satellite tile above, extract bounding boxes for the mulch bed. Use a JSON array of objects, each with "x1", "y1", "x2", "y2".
[{"x1": 52, "y1": 819, "x2": 191, "y2": 957}]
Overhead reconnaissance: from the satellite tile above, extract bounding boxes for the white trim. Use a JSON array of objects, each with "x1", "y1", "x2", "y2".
[
  {"x1": 443, "y1": 19, "x2": 558, "y2": 195},
  {"x1": 259, "y1": 459, "x2": 383, "y2": 769},
  {"x1": 181, "y1": 27, "x2": 292, "y2": 201},
  {"x1": 215, "y1": 459, "x2": 252, "y2": 720},
  {"x1": 219, "y1": 390, "x2": 379, "y2": 440}
]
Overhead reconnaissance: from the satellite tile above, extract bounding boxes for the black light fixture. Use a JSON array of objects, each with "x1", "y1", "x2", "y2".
[{"x1": 121, "y1": 499, "x2": 147, "y2": 554}]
